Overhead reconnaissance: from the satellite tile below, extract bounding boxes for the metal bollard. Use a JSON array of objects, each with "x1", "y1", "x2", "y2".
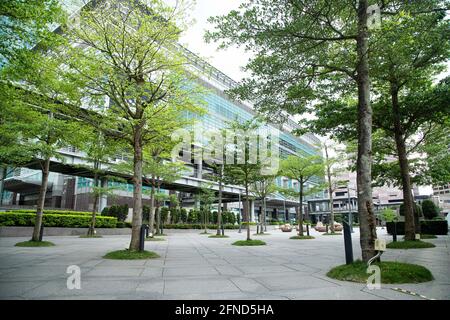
[
  {"x1": 343, "y1": 219, "x2": 354, "y2": 265},
  {"x1": 139, "y1": 225, "x2": 148, "y2": 251},
  {"x1": 221, "y1": 223, "x2": 224, "y2": 236},
  {"x1": 306, "y1": 224, "x2": 310, "y2": 236}
]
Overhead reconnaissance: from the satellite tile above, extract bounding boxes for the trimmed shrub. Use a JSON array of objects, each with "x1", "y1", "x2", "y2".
[
  {"x1": 421, "y1": 200, "x2": 439, "y2": 220},
  {"x1": 399, "y1": 203, "x2": 423, "y2": 217},
  {"x1": 0, "y1": 212, "x2": 117, "y2": 228},
  {"x1": 142, "y1": 205, "x2": 150, "y2": 222},
  {"x1": 5, "y1": 209, "x2": 92, "y2": 216},
  {"x1": 386, "y1": 220, "x2": 448, "y2": 235},
  {"x1": 180, "y1": 208, "x2": 187, "y2": 223},
  {"x1": 102, "y1": 204, "x2": 128, "y2": 222}
]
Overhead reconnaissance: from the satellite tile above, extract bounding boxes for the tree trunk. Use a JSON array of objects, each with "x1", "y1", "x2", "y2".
[
  {"x1": 245, "y1": 185, "x2": 251, "y2": 241},
  {"x1": 149, "y1": 185, "x2": 155, "y2": 238},
  {"x1": 155, "y1": 185, "x2": 161, "y2": 235},
  {"x1": 356, "y1": 0, "x2": 377, "y2": 262},
  {"x1": 298, "y1": 178, "x2": 304, "y2": 236},
  {"x1": 129, "y1": 129, "x2": 143, "y2": 251},
  {"x1": 391, "y1": 84, "x2": 416, "y2": 241},
  {"x1": 88, "y1": 161, "x2": 100, "y2": 237},
  {"x1": 217, "y1": 165, "x2": 223, "y2": 235},
  {"x1": 32, "y1": 158, "x2": 50, "y2": 241}
]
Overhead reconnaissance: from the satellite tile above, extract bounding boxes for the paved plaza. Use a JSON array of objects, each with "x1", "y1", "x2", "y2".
[{"x1": 0, "y1": 227, "x2": 449, "y2": 300}]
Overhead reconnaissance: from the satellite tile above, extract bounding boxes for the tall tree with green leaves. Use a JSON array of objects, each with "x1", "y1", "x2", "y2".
[
  {"x1": 78, "y1": 126, "x2": 124, "y2": 237},
  {"x1": 369, "y1": 5, "x2": 449, "y2": 240},
  {"x1": 205, "y1": 0, "x2": 448, "y2": 261},
  {"x1": 62, "y1": 1, "x2": 204, "y2": 251},
  {"x1": 251, "y1": 174, "x2": 277, "y2": 233},
  {"x1": 196, "y1": 183, "x2": 216, "y2": 234},
  {"x1": 279, "y1": 155, "x2": 324, "y2": 236},
  {"x1": 222, "y1": 119, "x2": 266, "y2": 241}
]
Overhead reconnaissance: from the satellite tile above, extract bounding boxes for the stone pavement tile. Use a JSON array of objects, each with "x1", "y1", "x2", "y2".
[
  {"x1": 205, "y1": 258, "x2": 231, "y2": 266},
  {"x1": 215, "y1": 265, "x2": 244, "y2": 276},
  {"x1": 237, "y1": 264, "x2": 296, "y2": 275},
  {"x1": 230, "y1": 277, "x2": 270, "y2": 293},
  {"x1": 96, "y1": 259, "x2": 147, "y2": 267},
  {"x1": 84, "y1": 266, "x2": 144, "y2": 277},
  {"x1": 273, "y1": 286, "x2": 384, "y2": 300},
  {"x1": 163, "y1": 266, "x2": 219, "y2": 277},
  {"x1": 0, "y1": 281, "x2": 45, "y2": 298},
  {"x1": 254, "y1": 273, "x2": 338, "y2": 291},
  {"x1": 163, "y1": 278, "x2": 240, "y2": 295},
  {"x1": 135, "y1": 279, "x2": 164, "y2": 294},
  {"x1": 0, "y1": 265, "x2": 75, "y2": 280},
  {"x1": 140, "y1": 267, "x2": 163, "y2": 278},
  {"x1": 390, "y1": 283, "x2": 450, "y2": 300},
  {"x1": 23, "y1": 279, "x2": 141, "y2": 298},
  {"x1": 280, "y1": 263, "x2": 321, "y2": 273},
  {"x1": 360, "y1": 287, "x2": 421, "y2": 300},
  {"x1": 163, "y1": 259, "x2": 211, "y2": 267},
  {"x1": 161, "y1": 291, "x2": 289, "y2": 300}
]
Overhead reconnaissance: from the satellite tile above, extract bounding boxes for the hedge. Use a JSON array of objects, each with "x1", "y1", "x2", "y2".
[
  {"x1": 386, "y1": 220, "x2": 448, "y2": 235},
  {"x1": 0, "y1": 212, "x2": 117, "y2": 228},
  {"x1": 163, "y1": 223, "x2": 240, "y2": 230},
  {"x1": 5, "y1": 209, "x2": 92, "y2": 216}
]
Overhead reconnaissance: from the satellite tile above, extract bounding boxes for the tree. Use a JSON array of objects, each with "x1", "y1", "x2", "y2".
[
  {"x1": 251, "y1": 174, "x2": 277, "y2": 233},
  {"x1": 205, "y1": 0, "x2": 449, "y2": 261},
  {"x1": 0, "y1": 0, "x2": 65, "y2": 63},
  {"x1": 62, "y1": 1, "x2": 204, "y2": 251},
  {"x1": 196, "y1": 183, "x2": 215, "y2": 234},
  {"x1": 222, "y1": 119, "x2": 266, "y2": 241},
  {"x1": 205, "y1": 0, "x2": 377, "y2": 260},
  {"x1": 78, "y1": 127, "x2": 124, "y2": 236},
  {"x1": 369, "y1": 4, "x2": 449, "y2": 241},
  {"x1": 279, "y1": 155, "x2": 324, "y2": 236},
  {"x1": 323, "y1": 142, "x2": 347, "y2": 234},
  {"x1": 422, "y1": 199, "x2": 439, "y2": 220}
]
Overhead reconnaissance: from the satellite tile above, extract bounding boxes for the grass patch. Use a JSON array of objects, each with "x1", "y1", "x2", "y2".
[
  {"x1": 386, "y1": 240, "x2": 435, "y2": 249},
  {"x1": 79, "y1": 235, "x2": 103, "y2": 238},
  {"x1": 208, "y1": 235, "x2": 230, "y2": 238},
  {"x1": 232, "y1": 239, "x2": 266, "y2": 246},
  {"x1": 327, "y1": 260, "x2": 433, "y2": 284},
  {"x1": 323, "y1": 233, "x2": 342, "y2": 236},
  {"x1": 15, "y1": 240, "x2": 55, "y2": 247},
  {"x1": 290, "y1": 235, "x2": 315, "y2": 240},
  {"x1": 145, "y1": 237, "x2": 165, "y2": 241},
  {"x1": 253, "y1": 233, "x2": 271, "y2": 236},
  {"x1": 103, "y1": 249, "x2": 160, "y2": 260}
]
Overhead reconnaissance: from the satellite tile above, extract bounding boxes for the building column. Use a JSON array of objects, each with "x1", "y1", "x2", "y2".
[{"x1": 250, "y1": 200, "x2": 255, "y2": 222}]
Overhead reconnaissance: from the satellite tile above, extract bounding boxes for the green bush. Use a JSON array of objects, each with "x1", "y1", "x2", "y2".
[
  {"x1": 142, "y1": 205, "x2": 150, "y2": 222},
  {"x1": 102, "y1": 204, "x2": 128, "y2": 222},
  {"x1": 386, "y1": 220, "x2": 448, "y2": 235},
  {"x1": 399, "y1": 203, "x2": 423, "y2": 217},
  {"x1": 0, "y1": 212, "x2": 117, "y2": 228},
  {"x1": 6, "y1": 209, "x2": 92, "y2": 216},
  {"x1": 180, "y1": 208, "x2": 187, "y2": 223},
  {"x1": 421, "y1": 200, "x2": 439, "y2": 220}
]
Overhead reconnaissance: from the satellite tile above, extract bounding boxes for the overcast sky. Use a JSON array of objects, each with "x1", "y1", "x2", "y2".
[{"x1": 176, "y1": 0, "x2": 251, "y2": 82}]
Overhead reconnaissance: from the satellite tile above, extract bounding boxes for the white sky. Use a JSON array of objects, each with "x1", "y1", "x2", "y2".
[{"x1": 176, "y1": 0, "x2": 251, "y2": 82}]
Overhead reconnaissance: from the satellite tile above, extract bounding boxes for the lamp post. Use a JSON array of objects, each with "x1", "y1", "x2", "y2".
[{"x1": 347, "y1": 185, "x2": 354, "y2": 233}]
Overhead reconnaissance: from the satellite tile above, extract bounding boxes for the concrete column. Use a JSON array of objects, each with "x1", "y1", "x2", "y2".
[
  {"x1": 250, "y1": 200, "x2": 255, "y2": 222},
  {"x1": 99, "y1": 177, "x2": 108, "y2": 213}
]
